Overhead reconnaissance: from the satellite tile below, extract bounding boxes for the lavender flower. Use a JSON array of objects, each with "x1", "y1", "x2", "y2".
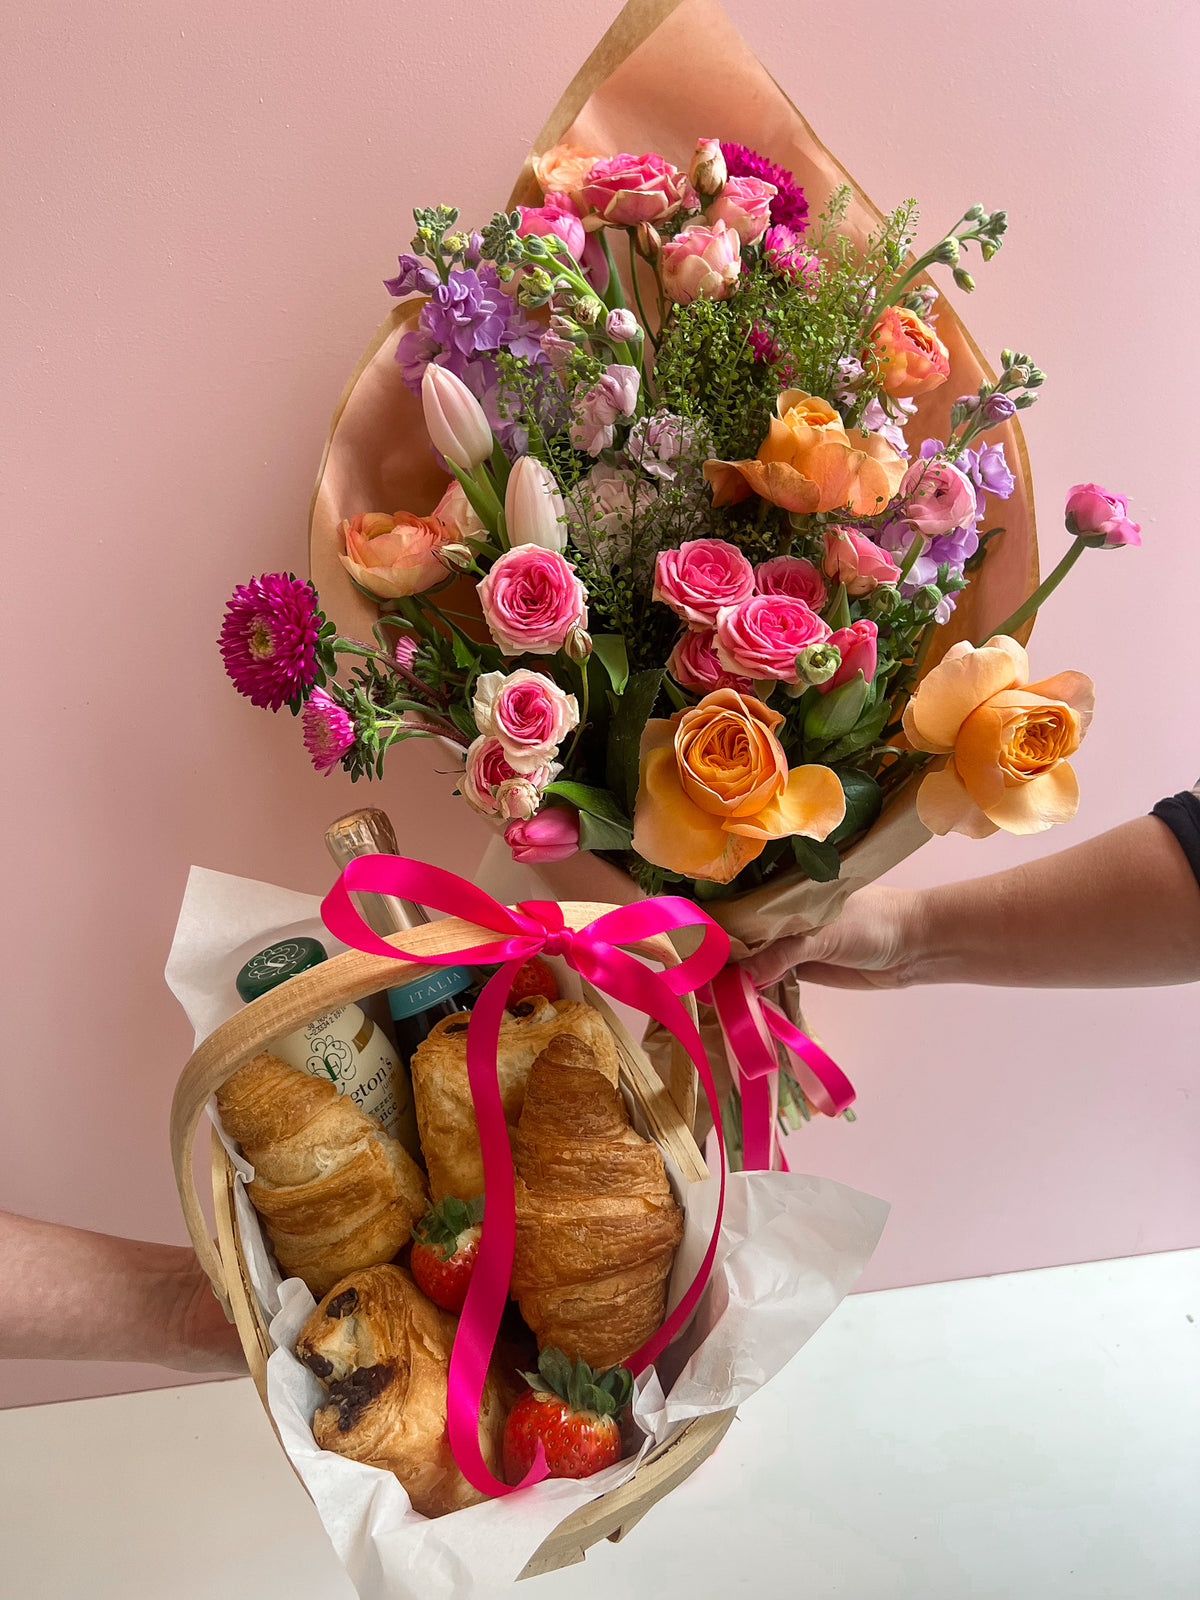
[
  {"x1": 963, "y1": 441, "x2": 1016, "y2": 514},
  {"x1": 302, "y1": 688, "x2": 355, "y2": 775},
  {"x1": 720, "y1": 143, "x2": 808, "y2": 232},
  {"x1": 860, "y1": 395, "x2": 917, "y2": 458},
  {"x1": 219, "y1": 573, "x2": 324, "y2": 712},
  {"x1": 833, "y1": 356, "x2": 865, "y2": 406},
  {"x1": 983, "y1": 392, "x2": 1017, "y2": 423}
]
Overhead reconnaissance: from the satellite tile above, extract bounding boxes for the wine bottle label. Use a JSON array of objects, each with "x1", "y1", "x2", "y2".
[{"x1": 388, "y1": 965, "x2": 474, "y2": 1020}]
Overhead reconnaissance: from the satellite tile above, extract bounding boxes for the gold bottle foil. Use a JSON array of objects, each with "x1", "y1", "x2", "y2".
[{"x1": 324, "y1": 808, "x2": 430, "y2": 939}]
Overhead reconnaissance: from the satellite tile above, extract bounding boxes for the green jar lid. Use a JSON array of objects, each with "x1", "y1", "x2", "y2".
[{"x1": 236, "y1": 937, "x2": 328, "y2": 1001}]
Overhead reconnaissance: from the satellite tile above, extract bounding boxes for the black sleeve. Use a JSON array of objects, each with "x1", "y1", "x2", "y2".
[{"x1": 1151, "y1": 789, "x2": 1200, "y2": 888}]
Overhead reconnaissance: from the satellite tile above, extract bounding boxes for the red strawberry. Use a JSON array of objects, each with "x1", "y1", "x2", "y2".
[
  {"x1": 507, "y1": 956, "x2": 559, "y2": 1005},
  {"x1": 409, "y1": 1196, "x2": 483, "y2": 1313},
  {"x1": 502, "y1": 1347, "x2": 634, "y2": 1483}
]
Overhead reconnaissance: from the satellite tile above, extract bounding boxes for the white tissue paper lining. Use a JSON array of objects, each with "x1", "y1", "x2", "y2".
[{"x1": 166, "y1": 864, "x2": 889, "y2": 1600}]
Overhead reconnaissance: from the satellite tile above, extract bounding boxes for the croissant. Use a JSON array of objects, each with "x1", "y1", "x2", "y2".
[
  {"x1": 295, "y1": 1263, "x2": 507, "y2": 1517},
  {"x1": 216, "y1": 1052, "x2": 427, "y2": 1297},
  {"x1": 410, "y1": 996, "x2": 622, "y2": 1202},
  {"x1": 510, "y1": 1034, "x2": 684, "y2": 1369}
]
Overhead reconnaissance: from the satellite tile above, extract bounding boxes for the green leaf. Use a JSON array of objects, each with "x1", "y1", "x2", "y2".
[
  {"x1": 826, "y1": 768, "x2": 883, "y2": 847},
  {"x1": 449, "y1": 704, "x2": 477, "y2": 741},
  {"x1": 791, "y1": 836, "x2": 841, "y2": 883},
  {"x1": 576, "y1": 811, "x2": 634, "y2": 852},
  {"x1": 589, "y1": 634, "x2": 629, "y2": 695},
  {"x1": 451, "y1": 631, "x2": 479, "y2": 671},
  {"x1": 606, "y1": 667, "x2": 664, "y2": 813},
  {"x1": 544, "y1": 781, "x2": 633, "y2": 853},
  {"x1": 820, "y1": 702, "x2": 890, "y2": 763}
]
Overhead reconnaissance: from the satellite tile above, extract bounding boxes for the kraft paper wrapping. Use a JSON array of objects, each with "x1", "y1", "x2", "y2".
[{"x1": 307, "y1": 0, "x2": 1042, "y2": 1123}]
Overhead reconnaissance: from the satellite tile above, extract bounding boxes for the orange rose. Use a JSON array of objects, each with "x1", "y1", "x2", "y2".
[
  {"x1": 704, "y1": 390, "x2": 907, "y2": 516},
  {"x1": 632, "y1": 689, "x2": 846, "y2": 882},
  {"x1": 865, "y1": 306, "x2": 950, "y2": 398},
  {"x1": 532, "y1": 143, "x2": 602, "y2": 200},
  {"x1": 903, "y1": 636, "x2": 1095, "y2": 837},
  {"x1": 338, "y1": 510, "x2": 453, "y2": 599}
]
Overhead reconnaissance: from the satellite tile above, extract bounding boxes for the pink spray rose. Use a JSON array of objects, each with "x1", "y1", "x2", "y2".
[
  {"x1": 471, "y1": 668, "x2": 579, "y2": 773},
  {"x1": 660, "y1": 221, "x2": 741, "y2": 305},
  {"x1": 516, "y1": 195, "x2": 586, "y2": 262},
  {"x1": 688, "y1": 136, "x2": 727, "y2": 198},
  {"x1": 819, "y1": 620, "x2": 879, "y2": 694},
  {"x1": 901, "y1": 458, "x2": 978, "y2": 537},
  {"x1": 1064, "y1": 483, "x2": 1141, "y2": 549},
  {"x1": 338, "y1": 510, "x2": 453, "y2": 599},
  {"x1": 715, "y1": 595, "x2": 832, "y2": 684},
  {"x1": 494, "y1": 777, "x2": 545, "y2": 821},
  {"x1": 754, "y1": 554, "x2": 827, "y2": 611},
  {"x1": 707, "y1": 175, "x2": 777, "y2": 245},
  {"x1": 578, "y1": 152, "x2": 692, "y2": 227},
  {"x1": 667, "y1": 628, "x2": 753, "y2": 694},
  {"x1": 505, "y1": 806, "x2": 582, "y2": 863},
  {"x1": 822, "y1": 526, "x2": 901, "y2": 597},
  {"x1": 458, "y1": 736, "x2": 558, "y2": 816},
  {"x1": 654, "y1": 538, "x2": 756, "y2": 628},
  {"x1": 477, "y1": 545, "x2": 588, "y2": 657}
]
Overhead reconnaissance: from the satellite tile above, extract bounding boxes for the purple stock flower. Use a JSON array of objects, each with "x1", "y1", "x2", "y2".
[
  {"x1": 420, "y1": 267, "x2": 511, "y2": 370},
  {"x1": 302, "y1": 688, "x2": 355, "y2": 775},
  {"x1": 627, "y1": 410, "x2": 699, "y2": 482},
  {"x1": 219, "y1": 573, "x2": 323, "y2": 712},
  {"x1": 720, "y1": 143, "x2": 808, "y2": 232},
  {"x1": 860, "y1": 395, "x2": 916, "y2": 458},
  {"x1": 983, "y1": 392, "x2": 1017, "y2": 423},
  {"x1": 383, "y1": 254, "x2": 440, "y2": 297}
]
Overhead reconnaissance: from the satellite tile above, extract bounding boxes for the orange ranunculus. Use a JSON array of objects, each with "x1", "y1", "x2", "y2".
[
  {"x1": 703, "y1": 390, "x2": 907, "y2": 516},
  {"x1": 903, "y1": 636, "x2": 1095, "y2": 838},
  {"x1": 632, "y1": 689, "x2": 846, "y2": 882},
  {"x1": 865, "y1": 306, "x2": 950, "y2": 398},
  {"x1": 338, "y1": 510, "x2": 453, "y2": 599}
]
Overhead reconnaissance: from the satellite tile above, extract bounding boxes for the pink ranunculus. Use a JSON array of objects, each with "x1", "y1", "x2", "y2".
[
  {"x1": 1064, "y1": 483, "x2": 1142, "y2": 549},
  {"x1": 337, "y1": 510, "x2": 453, "y2": 599},
  {"x1": 659, "y1": 221, "x2": 741, "y2": 305},
  {"x1": 505, "y1": 806, "x2": 582, "y2": 863},
  {"x1": 578, "y1": 151, "x2": 691, "y2": 228},
  {"x1": 472, "y1": 668, "x2": 579, "y2": 773},
  {"x1": 458, "y1": 736, "x2": 557, "y2": 816},
  {"x1": 667, "y1": 628, "x2": 754, "y2": 694},
  {"x1": 822, "y1": 526, "x2": 901, "y2": 597},
  {"x1": 819, "y1": 619, "x2": 879, "y2": 695},
  {"x1": 901, "y1": 458, "x2": 978, "y2": 537},
  {"x1": 653, "y1": 538, "x2": 756, "y2": 628},
  {"x1": 707, "y1": 175, "x2": 777, "y2": 245},
  {"x1": 516, "y1": 195, "x2": 586, "y2": 263},
  {"x1": 754, "y1": 554, "x2": 827, "y2": 611},
  {"x1": 715, "y1": 595, "x2": 832, "y2": 684},
  {"x1": 477, "y1": 545, "x2": 588, "y2": 657}
]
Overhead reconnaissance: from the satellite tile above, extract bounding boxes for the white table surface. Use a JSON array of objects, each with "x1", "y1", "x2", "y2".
[{"x1": 2, "y1": 1249, "x2": 1196, "y2": 1600}]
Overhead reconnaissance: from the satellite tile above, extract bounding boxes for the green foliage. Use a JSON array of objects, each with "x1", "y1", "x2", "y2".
[
  {"x1": 542, "y1": 782, "x2": 633, "y2": 852},
  {"x1": 606, "y1": 668, "x2": 665, "y2": 812}
]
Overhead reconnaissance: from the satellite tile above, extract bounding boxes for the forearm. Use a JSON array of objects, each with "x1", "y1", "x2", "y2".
[{"x1": 908, "y1": 817, "x2": 1200, "y2": 988}]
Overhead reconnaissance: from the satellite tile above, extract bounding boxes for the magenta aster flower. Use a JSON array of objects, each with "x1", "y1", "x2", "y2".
[
  {"x1": 302, "y1": 688, "x2": 356, "y2": 774},
  {"x1": 720, "y1": 143, "x2": 808, "y2": 233},
  {"x1": 219, "y1": 572, "x2": 323, "y2": 711}
]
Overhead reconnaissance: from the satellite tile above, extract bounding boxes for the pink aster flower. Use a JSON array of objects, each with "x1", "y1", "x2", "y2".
[
  {"x1": 219, "y1": 572, "x2": 323, "y2": 712},
  {"x1": 302, "y1": 689, "x2": 355, "y2": 775}
]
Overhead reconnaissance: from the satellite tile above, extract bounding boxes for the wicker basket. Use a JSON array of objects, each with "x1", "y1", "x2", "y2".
[{"x1": 170, "y1": 903, "x2": 735, "y2": 1580}]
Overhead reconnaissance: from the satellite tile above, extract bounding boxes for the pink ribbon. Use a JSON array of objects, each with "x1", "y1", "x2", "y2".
[
  {"x1": 321, "y1": 856, "x2": 731, "y2": 1498},
  {"x1": 707, "y1": 965, "x2": 856, "y2": 1171}
]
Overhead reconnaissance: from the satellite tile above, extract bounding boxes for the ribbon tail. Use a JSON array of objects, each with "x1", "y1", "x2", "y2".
[{"x1": 761, "y1": 997, "x2": 856, "y2": 1118}]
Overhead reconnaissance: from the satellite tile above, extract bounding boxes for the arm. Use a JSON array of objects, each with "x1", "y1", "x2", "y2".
[
  {"x1": 744, "y1": 816, "x2": 1200, "y2": 991},
  {"x1": 0, "y1": 1211, "x2": 246, "y2": 1373}
]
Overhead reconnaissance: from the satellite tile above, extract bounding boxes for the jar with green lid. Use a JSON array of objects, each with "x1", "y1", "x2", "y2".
[{"x1": 235, "y1": 937, "x2": 421, "y2": 1161}]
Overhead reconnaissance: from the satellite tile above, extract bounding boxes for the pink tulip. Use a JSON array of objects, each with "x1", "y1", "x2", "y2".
[
  {"x1": 505, "y1": 806, "x2": 581, "y2": 863},
  {"x1": 819, "y1": 620, "x2": 879, "y2": 694},
  {"x1": 421, "y1": 363, "x2": 493, "y2": 470}
]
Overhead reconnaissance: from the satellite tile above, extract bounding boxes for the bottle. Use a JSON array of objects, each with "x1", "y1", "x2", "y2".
[
  {"x1": 235, "y1": 936, "x2": 422, "y2": 1159},
  {"x1": 324, "y1": 807, "x2": 476, "y2": 1061}
]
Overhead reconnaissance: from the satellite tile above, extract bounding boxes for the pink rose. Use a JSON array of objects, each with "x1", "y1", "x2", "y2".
[
  {"x1": 822, "y1": 526, "x2": 901, "y2": 597},
  {"x1": 715, "y1": 595, "x2": 832, "y2": 684},
  {"x1": 654, "y1": 538, "x2": 755, "y2": 628},
  {"x1": 707, "y1": 175, "x2": 777, "y2": 245},
  {"x1": 516, "y1": 196, "x2": 586, "y2": 263},
  {"x1": 505, "y1": 806, "x2": 582, "y2": 863},
  {"x1": 1064, "y1": 483, "x2": 1141, "y2": 549},
  {"x1": 901, "y1": 458, "x2": 977, "y2": 537},
  {"x1": 472, "y1": 668, "x2": 579, "y2": 773},
  {"x1": 337, "y1": 510, "x2": 453, "y2": 599},
  {"x1": 688, "y1": 137, "x2": 727, "y2": 198},
  {"x1": 754, "y1": 555, "x2": 827, "y2": 611},
  {"x1": 477, "y1": 546, "x2": 588, "y2": 657},
  {"x1": 578, "y1": 152, "x2": 691, "y2": 227},
  {"x1": 495, "y1": 777, "x2": 544, "y2": 821},
  {"x1": 667, "y1": 628, "x2": 753, "y2": 694},
  {"x1": 819, "y1": 620, "x2": 879, "y2": 694},
  {"x1": 458, "y1": 736, "x2": 558, "y2": 816},
  {"x1": 660, "y1": 221, "x2": 741, "y2": 305}
]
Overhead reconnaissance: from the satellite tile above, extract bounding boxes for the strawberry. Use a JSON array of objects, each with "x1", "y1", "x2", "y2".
[
  {"x1": 409, "y1": 1196, "x2": 483, "y2": 1313},
  {"x1": 507, "y1": 956, "x2": 560, "y2": 1005},
  {"x1": 502, "y1": 1347, "x2": 634, "y2": 1483}
]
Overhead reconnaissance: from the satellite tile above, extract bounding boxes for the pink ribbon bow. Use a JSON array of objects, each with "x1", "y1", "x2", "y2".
[
  {"x1": 707, "y1": 965, "x2": 856, "y2": 1172},
  {"x1": 321, "y1": 856, "x2": 731, "y2": 1499}
]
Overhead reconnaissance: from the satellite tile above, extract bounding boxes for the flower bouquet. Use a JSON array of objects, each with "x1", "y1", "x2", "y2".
[{"x1": 221, "y1": 0, "x2": 1137, "y2": 1155}]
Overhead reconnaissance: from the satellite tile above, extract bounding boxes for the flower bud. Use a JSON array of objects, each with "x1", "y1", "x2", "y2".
[
  {"x1": 421, "y1": 363, "x2": 493, "y2": 469},
  {"x1": 983, "y1": 392, "x2": 1017, "y2": 423},
  {"x1": 563, "y1": 624, "x2": 593, "y2": 662},
  {"x1": 435, "y1": 541, "x2": 477, "y2": 573},
  {"x1": 573, "y1": 294, "x2": 604, "y2": 327},
  {"x1": 952, "y1": 267, "x2": 976, "y2": 293},
  {"x1": 688, "y1": 137, "x2": 728, "y2": 199},
  {"x1": 865, "y1": 583, "x2": 903, "y2": 619},
  {"x1": 803, "y1": 672, "x2": 871, "y2": 741},
  {"x1": 504, "y1": 456, "x2": 568, "y2": 552},
  {"x1": 796, "y1": 642, "x2": 842, "y2": 687},
  {"x1": 963, "y1": 203, "x2": 985, "y2": 223},
  {"x1": 605, "y1": 307, "x2": 640, "y2": 342},
  {"x1": 934, "y1": 236, "x2": 961, "y2": 265},
  {"x1": 913, "y1": 583, "x2": 942, "y2": 615},
  {"x1": 636, "y1": 222, "x2": 662, "y2": 259},
  {"x1": 516, "y1": 266, "x2": 555, "y2": 307}
]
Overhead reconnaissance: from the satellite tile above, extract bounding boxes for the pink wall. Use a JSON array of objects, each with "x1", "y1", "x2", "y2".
[{"x1": 2, "y1": 0, "x2": 1197, "y2": 1408}]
